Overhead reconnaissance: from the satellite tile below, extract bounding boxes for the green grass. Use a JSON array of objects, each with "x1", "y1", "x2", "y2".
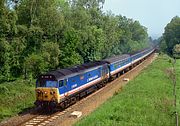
[
  {"x1": 0, "y1": 79, "x2": 35, "y2": 122},
  {"x1": 75, "y1": 55, "x2": 180, "y2": 126},
  {"x1": 176, "y1": 58, "x2": 180, "y2": 121}
]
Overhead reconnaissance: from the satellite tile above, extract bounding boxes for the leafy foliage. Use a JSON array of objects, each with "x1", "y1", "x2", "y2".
[
  {"x1": 0, "y1": 79, "x2": 35, "y2": 121},
  {"x1": 163, "y1": 16, "x2": 180, "y2": 54},
  {"x1": 0, "y1": 0, "x2": 149, "y2": 82},
  {"x1": 173, "y1": 44, "x2": 180, "y2": 58}
]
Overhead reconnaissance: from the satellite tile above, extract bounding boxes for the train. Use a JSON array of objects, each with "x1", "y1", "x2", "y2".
[{"x1": 34, "y1": 47, "x2": 155, "y2": 109}]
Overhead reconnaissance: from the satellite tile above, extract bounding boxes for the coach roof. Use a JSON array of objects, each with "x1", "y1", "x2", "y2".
[
  {"x1": 103, "y1": 54, "x2": 130, "y2": 63},
  {"x1": 39, "y1": 61, "x2": 107, "y2": 80}
]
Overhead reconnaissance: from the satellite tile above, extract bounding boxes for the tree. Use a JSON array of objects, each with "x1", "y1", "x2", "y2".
[
  {"x1": 16, "y1": 0, "x2": 64, "y2": 37},
  {"x1": 101, "y1": 13, "x2": 122, "y2": 58},
  {"x1": 163, "y1": 16, "x2": 180, "y2": 54},
  {"x1": 25, "y1": 26, "x2": 44, "y2": 54},
  {"x1": 10, "y1": 37, "x2": 26, "y2": 77},
  {"x1": 72, "y1": 0, "x2": 105, "y2": 9},
  {"x1": 173, "y1": 44, "x2": 180, "y2": 58},
  {"x1": 0, "y1": 0, "x2": 150, "y2": 82},
  {"x1": 24, "y1": 53, "x2": 47, "y2": 79},
  {"x1": 0, "y1": 0, "x2": 11, "y2": 37},
  {"x1": 60, "y1": 28, "x2": 83, "y2": 67},
  {"x1": 41, "y1": 42, "x2": 61, "y2": 69},
  {"x1": 0, "y1": 38, "x2": 11, "y2": 82}
]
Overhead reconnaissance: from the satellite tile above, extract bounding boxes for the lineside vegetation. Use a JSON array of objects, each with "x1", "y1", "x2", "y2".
[
  {"x1": 0, "y1": 0, "x2": 150, "y2": 82},
  {"x1": 75, "y1": 55, "x2": 180, "y2": 126},
  {"x1": 0, "y1": 80, "x2": 35, "y2": 121}
]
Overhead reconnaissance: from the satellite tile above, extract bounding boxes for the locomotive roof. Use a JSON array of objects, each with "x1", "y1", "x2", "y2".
[
  {"x1": 39, "y1": 61, "x2": 107, "y2": 80},
  {"x1": 103, "y1": 54, "x2": 130, "y2": 63}
]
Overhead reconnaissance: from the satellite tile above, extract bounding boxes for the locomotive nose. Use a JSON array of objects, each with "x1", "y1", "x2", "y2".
[{"x1": 35, "y1": 88, "x2": 60, "y2": 103}]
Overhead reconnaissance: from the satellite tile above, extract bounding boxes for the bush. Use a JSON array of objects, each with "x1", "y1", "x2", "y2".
[
  {"x1": 173, "y1": 44, "x2": 180, "y2": 59},
  {"x1": 0, "y1": 86, "x2": 9, "y2": 95}
]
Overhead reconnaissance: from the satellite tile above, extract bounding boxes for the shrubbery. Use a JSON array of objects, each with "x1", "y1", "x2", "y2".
[{"x1": 0, "y1": 0, "x2": 150, "y2": 82}]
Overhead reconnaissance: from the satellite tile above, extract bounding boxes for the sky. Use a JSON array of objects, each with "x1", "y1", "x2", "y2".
[{"x1": 103, "y1": 0, "x2": 180, "y2": 39}]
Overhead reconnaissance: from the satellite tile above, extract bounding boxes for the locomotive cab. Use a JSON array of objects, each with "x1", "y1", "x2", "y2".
[{"x1": 35, "y1": 75, "x2": 61, "y2": 108}]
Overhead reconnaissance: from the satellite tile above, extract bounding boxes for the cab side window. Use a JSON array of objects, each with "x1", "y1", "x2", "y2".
[
  {"x1": 64, "y1": 79, "x2": 67, "y2": 86},
  {"x1": 59, "y1": 80, "x2": 63, "y2": 87}
]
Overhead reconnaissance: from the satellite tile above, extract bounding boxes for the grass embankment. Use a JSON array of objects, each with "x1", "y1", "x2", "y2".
[
  {"x1": 76, "y1": 55, "x2": 180, "y2": 126},
  {"x1": 176, "y1": 58, "x2": 180, "y2": 121},
  {"x1": 0, "y1": 79, "x2": 35, "y2": 122}
]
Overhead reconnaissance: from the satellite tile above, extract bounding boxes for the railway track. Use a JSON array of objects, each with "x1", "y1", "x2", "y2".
[
  {"x1": 19, "y1": 81, "x2": 112, "y2": 126},
  {"x1": 19, "y1": 109, "x2": 69, "y2": 126},
  {"x1": 22, "y1": 114, "x2": 60, "y2": 126},
  {"x1": 0, "y1": 53, "x2": 157, "y2": 126}
]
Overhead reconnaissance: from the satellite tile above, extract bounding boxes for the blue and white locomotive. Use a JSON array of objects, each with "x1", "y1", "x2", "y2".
[{"x1": 35, "y1": 48, "x2": 155, "y2": 108}]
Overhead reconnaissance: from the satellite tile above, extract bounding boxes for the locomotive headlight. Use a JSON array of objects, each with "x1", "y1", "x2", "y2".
[
  {"x1": 37, "y1": 90, "x2": 41, "y2": 94},
  {"x1": 50, "y1": 91, "x2": 55, "y2": 95},
  {"x1": 44, "y1": 91, "x2": 47, "y2": 94}
]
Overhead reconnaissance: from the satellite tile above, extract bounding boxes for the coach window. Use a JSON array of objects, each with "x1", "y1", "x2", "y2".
[{"x1": 59, "y1": 80, "x2": 64, "y2": 87}]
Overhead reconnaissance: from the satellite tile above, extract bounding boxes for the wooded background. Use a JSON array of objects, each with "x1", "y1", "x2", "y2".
[{"x1": 0, "y1": 0, "x2": 179, "y2": 83}]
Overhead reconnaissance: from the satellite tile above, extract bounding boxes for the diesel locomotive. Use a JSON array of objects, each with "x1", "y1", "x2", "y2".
[{"x1": 35, "y1": 47, "x2": 155, "y2": 109}]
